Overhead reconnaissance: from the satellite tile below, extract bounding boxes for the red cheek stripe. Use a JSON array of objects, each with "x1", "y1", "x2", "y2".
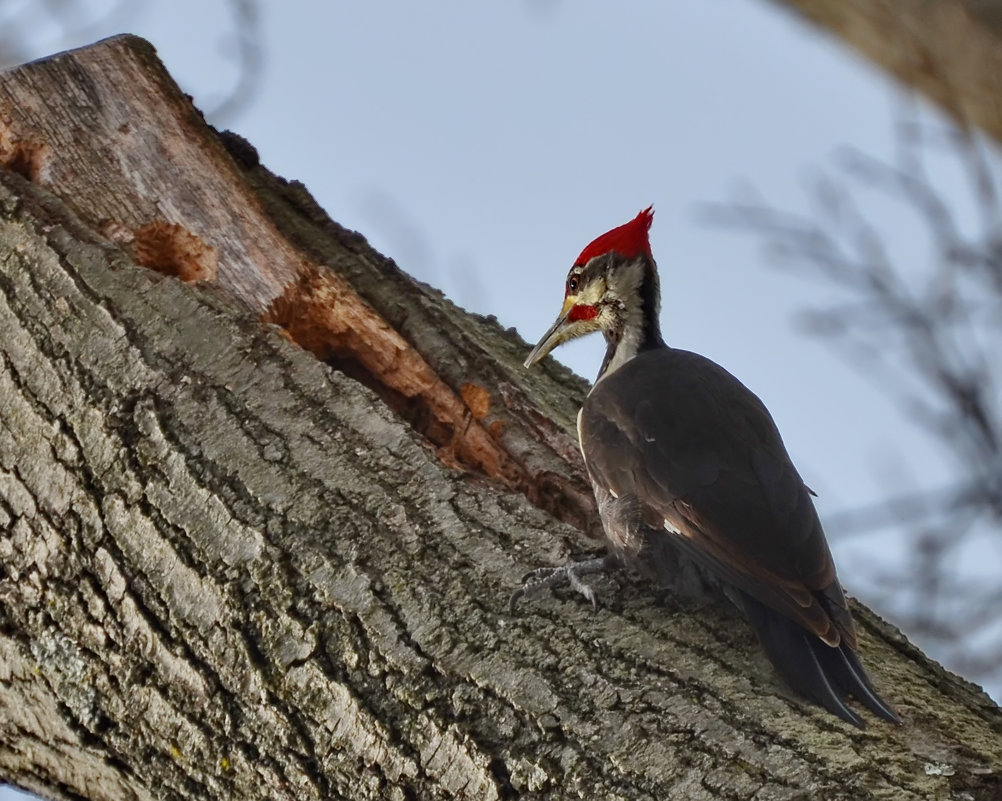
[{"x1": 568, "y1": 304, "x2": 599, "y2": 321}]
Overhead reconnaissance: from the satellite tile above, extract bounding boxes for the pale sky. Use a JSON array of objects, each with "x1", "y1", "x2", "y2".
[{"x1": 2, "y1": 2, "x2": 997, "y2": 798}]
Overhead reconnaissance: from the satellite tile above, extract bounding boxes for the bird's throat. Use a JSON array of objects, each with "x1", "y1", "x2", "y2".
[{"x1": 596, "y1": 269, "x2": 664, "y2": 382}]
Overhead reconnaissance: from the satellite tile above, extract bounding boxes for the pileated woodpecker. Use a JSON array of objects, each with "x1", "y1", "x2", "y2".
[{"x1": 515, "y1": 207, "x2": 898, "y2": 727}]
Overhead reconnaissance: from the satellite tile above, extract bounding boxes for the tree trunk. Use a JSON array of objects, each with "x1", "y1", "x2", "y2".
[
  {"x1": 0, "y1": 35, "x2": 998, "y2": 801},
  {"x1": 772, "y1": 0, "x2": 1002, "y2": 144}
]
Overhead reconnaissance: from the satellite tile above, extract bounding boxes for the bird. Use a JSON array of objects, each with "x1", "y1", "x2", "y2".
[{"x1": 512, "y1": 206, "x2": 899, "y2": 728}]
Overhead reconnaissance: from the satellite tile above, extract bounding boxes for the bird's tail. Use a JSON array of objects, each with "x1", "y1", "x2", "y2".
[{"x1": 737, "y1": 592, "x2": 900, "y2": 728}]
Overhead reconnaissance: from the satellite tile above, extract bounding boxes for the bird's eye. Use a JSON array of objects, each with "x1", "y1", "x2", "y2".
[{"x1": 567, "y1": 275, "x2": 580, "y2": 293}]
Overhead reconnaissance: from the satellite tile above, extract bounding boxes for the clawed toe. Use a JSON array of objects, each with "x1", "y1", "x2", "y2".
[
  {"x1": 508, "y1": 555, "x2": 616, "y2": 614},
  {"x1": 518, "y1": 565, "x2": 564, "y2": 585}
]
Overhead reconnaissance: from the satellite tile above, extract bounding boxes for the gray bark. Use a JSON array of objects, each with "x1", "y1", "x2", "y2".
[{"x1": 0, "y1": 35, "x2": 1000, "y2": 801}]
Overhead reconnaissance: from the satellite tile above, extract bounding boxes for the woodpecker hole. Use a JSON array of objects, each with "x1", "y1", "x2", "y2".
[
  {"x1": 0, "y1": 121, "x2": 50, "y2": 184},
  {"x1": 132, "y1": 221, "x2": 218, "y2": 283},
  {"x1": 324, "y1": 350, "x2": 460, "y2": 460},
  {"x1": 264, "y1": 271, "x2": 526, "y2": 485},
  {"x1": 265, "y1": 271, "x2": 600, "y2": 532},
  {"x1": 264, "y1": 273, "x2": 460, "y2": 456}
]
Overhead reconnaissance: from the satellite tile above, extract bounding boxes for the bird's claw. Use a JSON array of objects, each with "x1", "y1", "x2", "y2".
[{"x1": 508, "y1": 555, "x2": 614, "y2": 614}]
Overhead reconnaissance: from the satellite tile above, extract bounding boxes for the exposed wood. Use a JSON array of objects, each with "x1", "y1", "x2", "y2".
[
  {"x1": 773, "y1": 0, "x2": 1002, "y2": 143},
  {"x1": 0, "y1": 34, "x2": 1000, "y2": 801}
]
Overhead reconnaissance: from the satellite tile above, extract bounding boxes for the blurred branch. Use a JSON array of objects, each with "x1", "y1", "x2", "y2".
[
  {"x1": 205, "y1": 0, "x2": 263, "y2": 125},
  {"x1": 822, "y1": 472, "x2": 1000, "y2": 536},
  {"x1": 704, "y1": 109, "x2": 1002, "y2": 693},
  {"x1": 0, "y1": 0, "x2": 263, "y2": 125}
]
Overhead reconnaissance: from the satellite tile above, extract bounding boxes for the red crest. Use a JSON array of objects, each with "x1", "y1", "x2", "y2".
[{"x1": 574, "y1": 206, "x2": 653, "y2": 266}]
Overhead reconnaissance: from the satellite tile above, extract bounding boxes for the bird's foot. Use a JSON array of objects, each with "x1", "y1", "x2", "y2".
[{"x1": 508, "y1": 554, "x2": 618, "y2": 614}]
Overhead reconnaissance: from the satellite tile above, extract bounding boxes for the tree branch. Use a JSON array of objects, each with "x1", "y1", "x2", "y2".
[
  {"x1": 772, "y1": 0, "x2": 1002, "y2": 144},
  {"x1": 0, "y1": 35, "x2": 999, "y2": 801}
]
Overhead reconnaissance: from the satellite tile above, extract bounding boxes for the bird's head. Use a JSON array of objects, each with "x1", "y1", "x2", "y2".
[{"x1": 524, "y1": 206, "x2": 659, "y2": 369}]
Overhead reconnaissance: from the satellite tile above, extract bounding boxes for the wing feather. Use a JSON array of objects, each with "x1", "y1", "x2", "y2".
[{"x1": 582, "y1": 347, "x2": 856, "y2": 648}]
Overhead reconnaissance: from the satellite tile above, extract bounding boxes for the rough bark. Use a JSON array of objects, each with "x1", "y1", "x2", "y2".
[
  {"x1": 0, "y1": 35, "x2": 999, "y2": 801},
  {"x1": 772, "y1": 0, "x2": 1002, "y2": 144}
]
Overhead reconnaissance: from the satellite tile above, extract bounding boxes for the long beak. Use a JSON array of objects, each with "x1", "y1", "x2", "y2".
[{"x1": 524, "y1": 297, "x2": 575, "y2": 368}]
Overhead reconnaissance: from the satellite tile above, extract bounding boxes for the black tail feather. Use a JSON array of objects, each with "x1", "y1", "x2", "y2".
[
  {"x1": 737, "y1": 592, "x2": 900, "y2": 727},
  {"x1": 834, "y1": 642, "x2": 901, "y2": 723}
]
